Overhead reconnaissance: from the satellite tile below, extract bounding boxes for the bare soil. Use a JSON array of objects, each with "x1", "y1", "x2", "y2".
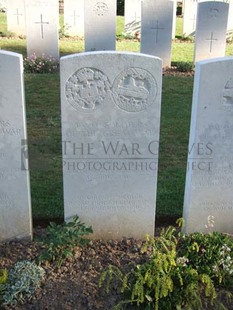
[
  {"x1": 1, "y1": 216, "x2": 232, "y2": 310},
  {"x1": 0, "y1": 218, "x2": 176, "y2": 310}
]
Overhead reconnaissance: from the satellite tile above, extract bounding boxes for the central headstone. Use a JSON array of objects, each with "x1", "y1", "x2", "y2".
[
  {"x1": 6, "y1": 0, "x2": 26, "y2": 36},
  {"x1": 61, "y1": 52, "x2": 162, "y2": 239},
  {"x1": 64, "y1": 0, "x2": 84, "y2": 37},
  {"x1": 0, "y1": 51, "x2": 32, "y2": 242},
  {"x1": 25, "y1": 0, "x2": 59, "y2": 59},
  {"x1": 194, "y1": 1, "x2": 229, "y2": 62},
  {"x1": 84, "y1": 0, "x2": 116, "y2": 51},
  {"x1": 183, "y1": 57, "x2": 233, "y2": 234},
  {"x1": 141, "y1": 0, "x2": 174, "y2": 67}
]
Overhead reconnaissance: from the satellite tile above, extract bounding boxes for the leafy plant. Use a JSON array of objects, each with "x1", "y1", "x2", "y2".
[
  {"x1": 99, "y1": 219, "x2": 232, "y2": 310},
  {"x1": 0, "y1": 269, "x2": 8, "y2": 284},
  {"x1": 176, "y1": 61, "x2": 194, "y2": 72},
  {"x1": 59, "y1": 23, "x2": 70, "y2": 38},
  {"x1": 38, "y1": 215, "x2": 93, "y2": 266},
  {"x1": 24, "y1": 53, "x2": 59, "y2": 73},
  {"x1": 178, "y1": 231, "x2": 233, "y2": 287},
  {"x1": 1, "y1": 261, "x2": 45, "y2": 307},
  {"x1": 0, "y1": 268, "x2": 8, "y2": 303}
]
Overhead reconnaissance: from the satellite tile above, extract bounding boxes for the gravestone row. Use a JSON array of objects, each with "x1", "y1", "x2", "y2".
[
  {"x1": 183, "y1": 0, "x2": 233, "y2": 38},
  {"x1": 1, "y1": 49, "x2": 233, "y2": 242},
  {"x1": 6, "y1": 0, "x2": 230, "y2": 66}
]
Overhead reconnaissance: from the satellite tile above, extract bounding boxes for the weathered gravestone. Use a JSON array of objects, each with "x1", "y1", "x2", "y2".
[
  {"x1": 84, "y1": 0, "x2": 116, "y2": 51},
  {"x1": 25, "y1": 0, "x2": 59, "y2": 59},
  {"x1": 199, "y1": 0, "x2": 233, "y2": 32},
  {"x1": 227, "y1": 0, "x2": 233, "y2": 31},
  {"x1": 182, "y1": 0, "x2": 197, "y2": 37},
  {"x1": 0, "y1": 51, "x2": 32, "y2": 242},
  {"x1": 194, "y1": 1, "x2": 229, "y2": 62},
  {"x1": 124, "y1": 0, "x2": 141, "y2": 36},
  {"x1": 141, "y1": 0, "x2": 174, "y2": 68},
  {"x1": 64, "y1": 0, "x2": 84, "y2": 37},
  {"x1": 6, "y1": 0, "x2": 26, "y2": 36},
  {"x1": 172, "y1": 0, "x2": 177, "y2": 39},
  {"x1": 61, "y1": 52, "x2": 162, "y2": 239},
  {"x1": 183, "y1": 57, "x2": 233, "y2": 234}
]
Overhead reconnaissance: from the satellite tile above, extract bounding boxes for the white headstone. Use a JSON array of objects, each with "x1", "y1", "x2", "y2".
[
  {"x1": 6, "y1": 0, "x2": 26, "y2": 36},
  {"x1": 25, "y1": 0, "x2": 59, "y2": 59},
  {"x1": 227, "y1": 0, "x2": 233, "y2": 31},
  {"x1": 124, "y1": 0, "x2": 141, "y2": 36},
  {"x1": 0, "y1": 0, "x2": 6, "y2": 11},
  {"x1": 140, "y1": 0, "x2": 174, "y2": 68},
  {"x1": 0, "y1": 51, "x2": 32, "y2": 242},
  {"x1": 64, "y1": 0, "x2": 84, "y2": 37},
  {"x1": 183, "y1": 0, "x2": 197, "y2": 37},
  {"x1": 84, "y1": 0, "x2": 116, "y2": 51},
  {"x1": 199, "y1": 0, "x2": 233, "y2": 32},
  {"x1": 61, "y1": 51, "x2": 162, "y2": 239},
  {"x1": 172, "y1": 0, "x2": 177, "y2": 39},
  {"x1": 183, "y1": 57, "x2": 233, "y2": 234},
  {"x1": 194, "y1": 1, "x2": 229, "y2": 63}
]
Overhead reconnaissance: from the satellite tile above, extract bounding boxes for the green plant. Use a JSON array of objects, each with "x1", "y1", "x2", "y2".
[
  {"x1": 0, "y1": 269, "x2": 8, "y2": 284},
  {"x1": 24, "y1": 53, "x2": 59, "y2": 73},
  {"x1": 176, "y1": 61, "x2": 194, "y2": 72},
  {"x1": 59, "y1": 23, "x2": 70, "y2": 38},
  {"x1": 178, "y1": 231, "x2": 233, "y2": 287},
  {"x1": 38, "y1": 215, "x2": 93, "y2": 266},
  {"x1": 0, "y1": 268, "x2": 8, "y2": 303},
  {"x1": 1, "y1": 261, "x2": 45, "y2": 307},
  {"x1": 99, "y1": 220, "x2": 232, "y2": 310},
  {"x1": 0, "y1": 30, "x2": 15, "y2": 38}
]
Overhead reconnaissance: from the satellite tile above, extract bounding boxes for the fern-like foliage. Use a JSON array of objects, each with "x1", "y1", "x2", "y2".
[{"x1": 99, "y1": 221, "x2": 233, "y2": 310}]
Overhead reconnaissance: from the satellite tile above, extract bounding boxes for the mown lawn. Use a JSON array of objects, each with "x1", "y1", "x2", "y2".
[{"x1": 0, "y1": 13, "x2": 230, "y2": 220}]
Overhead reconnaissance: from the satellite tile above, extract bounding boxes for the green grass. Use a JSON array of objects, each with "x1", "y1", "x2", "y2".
[
  {"x1": 23, "y1": 73, "x2": 193, "y2": 220},
  {"x1": 25, "y1": 74, "x2": 63, "y2": 219},
  {"x1": 0, "y1": 12, "x2": 7, "y2": 34},
  {"x1": 0, "y1": 14, "x2": 231, "y2": 220}
]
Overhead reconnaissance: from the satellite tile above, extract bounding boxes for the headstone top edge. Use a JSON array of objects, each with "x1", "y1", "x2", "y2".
[
  {"x1": 60, "y1": 51, "x2": 162, "y2": 64},
  {"x1": 0, "y1": 50, "x2": 22, "y2": 59},
  {"x1": 198, "y1": 1, "x2": 229, "y2": 7},
  {"x1": 196, "y1": 56, "x2": 233, "y2": 67}
]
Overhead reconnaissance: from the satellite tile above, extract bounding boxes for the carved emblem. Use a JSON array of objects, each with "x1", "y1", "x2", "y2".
[
  {"x1": 112, "y1": 68, "x2": 157, "y2": 112},
  {"x1": 208, "y1": 7, "x2": 219, "y2": 18},
  {"x1": 93, "y1": 2, "x2": 109, "y2": 16},
  {"x1": 65, "y1": 67, "x2": 111, "y2": 112},
  {"x1": 222, "y1": 78, "x2": 233, "y2": 106}
]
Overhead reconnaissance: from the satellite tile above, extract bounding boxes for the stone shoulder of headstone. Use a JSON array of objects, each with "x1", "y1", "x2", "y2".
[
  {"x1": 183, "y1": 56, "x2": 233, "y2": 235},
  {"x1": 0, "y1": 50, "x2": 32, "y2": 242}
]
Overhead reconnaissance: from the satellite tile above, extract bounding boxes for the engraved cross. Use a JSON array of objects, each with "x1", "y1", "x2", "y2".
[
  {"x1": 70, "y1": 10, "x2": 80, "y2": 27},
  {"x1": 190, "y1": 13, "x2": 196, "y2": 29},
  {"x1": 132, "y1": 11, "x2": 139, "y2": 22},
  {"x1": 150, "y1": 20, "x2": 164, "y2": 43},
  {"x1": 13, "y1": 8, "x2": 23, "y2": 25},
  {"x1": 205, "y1": 32, "x2": 218, "y2": 53},
  {"x1": 35, "y1": 14, "x2": 49, "y2": 39}
]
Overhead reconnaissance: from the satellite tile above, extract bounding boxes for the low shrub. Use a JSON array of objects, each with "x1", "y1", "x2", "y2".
[
  {"x1": 38, "y1": 215, "x2": 93, "y2": 266},
  {"x1": 24, "y1": 53, "x2": 59, "y2": 73},
  {"x1": 176, "y1": 61, "x2": 194, "y2": 72},
  {"x1": 1, "y1": 261, "x2": 45, "y2": 307},
  {"x1": 99, "y1": 219, "x2": 233, "y2": 310}
]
